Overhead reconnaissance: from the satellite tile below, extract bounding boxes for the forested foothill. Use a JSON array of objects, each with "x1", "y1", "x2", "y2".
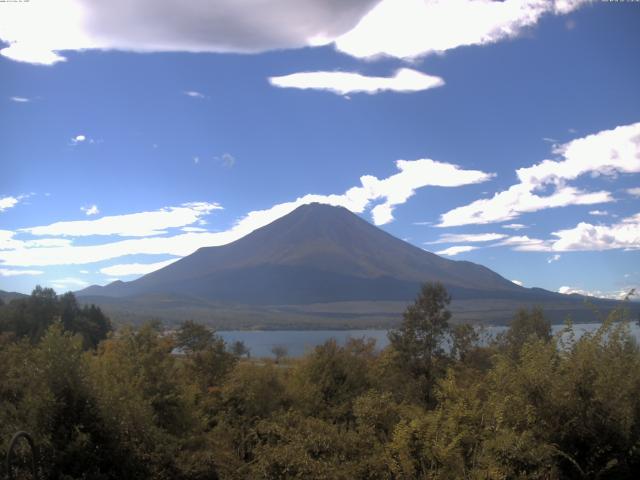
[{"x1": 1, "y1": 283, "x2": 639, "y2": 479}]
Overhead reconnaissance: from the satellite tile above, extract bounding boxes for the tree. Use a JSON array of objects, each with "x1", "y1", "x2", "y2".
[
  {"x1": 231, "y1": 340, "x2": 250, "y2": 358},
  {"x1": 388, "y1": 282, "x2": 451, "y2": 406},
  {"x1": 175, "y1": 320, "x2": 214, "y2": 353},
  {"x1": 289, "y1": 338, "x2": 374, "y2": 424},
  {"x1": 0, "y1": 287, "x2": 110, "y2": 347},
  {"x1": 175, "y1": 320, "x2": 236, "y2": 391},
  {"x1": 271, "y1": 345, "x2": 288, "y2": 364},
  {"x1": 500, "y1": 307, "x2": 551, "y2": 357},
  {"x1": 450, "y1": 323, "x2": 480, "y2": 363}
]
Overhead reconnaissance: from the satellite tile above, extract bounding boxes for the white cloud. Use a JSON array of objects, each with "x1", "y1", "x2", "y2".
[
  {"x1": 496, "y1": 235, "x2": 549, "y2": 251},
  {"x1": 557, "y1": 285, "x2": 636, "y2": 300},
  {"x1": 81, "y1": 204, "x2": 100, "y2": 216},
  {"x1": 0, "y1": 196, "x2": 20, "y2": 212},
  {"x1": 10, "y1": 96, "x2": 30, "y2": 102},
  {"x1": 51, "y1": 277, "x2": 89, "y2": 290},
  {"x1": 547, "y1": 254, "x2": 561, "y2": 263},
  {"x1": 588, "y1": 210, "x2": 608, "y2": 216},
  {"x1": 0, "y1": 268, "x2": 44, "y2": 277},
  {"x1": 0, "y1": 158, "x2": 492, "y2": 267},
  {"x1": 193, "y1": 156, "x2": 200, "y2": 164},
  {"x1": 517, "y1": 123, "x2": 640, "y2": 185},
  {"x1": 0, "y1": 0, "x2": 587, "y2": 66},
  {"x1": 440, "y1": 184, "x2": 610, "y2": 227},
  {"x1": 0, "y1": 231, "x2": 72, "y2": 250},
  {"x1": 439, "y1": 122, "x2": 640, "y2": 227},
  {"x1": 70, "y1": 134, "x2": 87, "y2": 145},
  {"x1": 558, "y1": 286, "x2": 586, "y2": 295},
  {"x1": 511, "y1": 279, "x2": 523, "y2": 286},
  {"x1": 100, "y1": 258, "x2": 180, "y2": 277},
  {"x1": 183, "y1": 90, "x2": 206, "y2": 99},
  {"x1": 335, "y1": 0, "x2": 587, "y2": 59},
  {"x1": 548, "y1": 213, "x2": 640, "y2": 252},
  {"x1": 435, "y1": 245, "x2": 478, "y2": 256},
  {"x1": 363, "y1": 159, "x2": 492, "y2": 225},
  {"x1": 0, "y1": 0, "x2": 379, "y2": 65},
  {"x1": 494, "y1": 213, "x2": 640, "y2": 253},
  {"x1": 426, "y1": 232, "x2": 507, "y2": 244},
  {"x1": 269, "y1": 68, "x2": 444, "y2": 95},
  {"x1": 79, "y1": 270, "x2": 90, "y2": 274},
  {"x1": 627, "y1": 187, "x2": 640, "y2": 198},
  {"x1": 502, "y1": 223, "x2": 527, "y2": 230},
  {"x1": 22, "y1": 202, "x2": 221, "y2": 237}
]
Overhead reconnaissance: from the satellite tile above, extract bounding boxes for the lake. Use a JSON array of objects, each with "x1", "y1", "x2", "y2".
[{"x1": 219, "y1": 322, "x2": 640, "y2": 358}]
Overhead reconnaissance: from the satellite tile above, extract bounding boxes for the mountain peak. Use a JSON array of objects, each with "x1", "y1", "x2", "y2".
[{"x1": 78, "y1": 199, "x2": 526, "y2": 304}]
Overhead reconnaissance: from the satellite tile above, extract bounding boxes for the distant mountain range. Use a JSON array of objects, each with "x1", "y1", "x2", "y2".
[
  {"x1": 77, "y1": 203, "x2": 634, "y2": 328},
  {"x1": 0, "y1": 289, "x2": 28, "y2": 304}
]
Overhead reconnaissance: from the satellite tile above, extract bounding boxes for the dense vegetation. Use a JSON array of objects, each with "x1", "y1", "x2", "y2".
[{"x1": 1, "y1": 284, "x2": 639, "y2": 479}]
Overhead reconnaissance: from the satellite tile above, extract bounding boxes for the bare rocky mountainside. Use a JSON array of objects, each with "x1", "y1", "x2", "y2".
[{"x1": 77, "y1": 203, "x2": 633, "y2": 328}]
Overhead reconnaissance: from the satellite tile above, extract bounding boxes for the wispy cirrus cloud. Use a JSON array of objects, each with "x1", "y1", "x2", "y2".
[
  {"x1": 435, "y1": 245, "x2": 478, "y2": 256},
  {"x1": 426, "y1": 232, "x2": 507, "y2": 244},
  {"x1": 547, "y1": 254, "x2": 561, "y2": 263},
  {"x1": 183, "y1": 90, "x2": 206, "y2": 99},
  {"x1": 100, "y1": 258, "x2": 180, "y2": 277},
  {"x1": 0, "y1": 268, "x2": 44, "y2": 277},
  {"x1": 502, "y1": 223, "x2": 527, "y2": 230},
  {"x1": 439, "y1": 122, "x2": 640, "y2": 227},
  {"x1": 9, "y1": 96, "x2": 30, "y2": 103},
  {"x1": 22, "y1": 202, "x2": 222, "y2": 238},
  {"x1": 269, "y1": 68, "x2": 444, "y2": 95}
]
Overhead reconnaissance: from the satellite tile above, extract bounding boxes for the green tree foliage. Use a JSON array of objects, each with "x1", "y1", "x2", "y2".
[
  {"x1": 499, "y1": 306, "x2": 552, "y2": 356},
  {"x1": 176, "y1": 320, "x2": 215, "y2": 353},
  {"x1": 230, "y1": 340, "x2": 250, "y2": 358},
  {"x1": 271, "y1": 344, "x2": 287, "y2": 364},
  {"x1": 175, "y1": 320, "x2": 237, "y2": 393},
  {"x1": 388, "y1": 281, "x2": 452, "y2": 405},
  {"x1": 2, "y1": 283, "x2": 640, "y2": 479},
  {"x1": 0, "y1": 286, "x2": 111, "y2": 348},
  {"x1": 289, "y1": 337, "x2": 375, "y2": 424},
  {"x1": 0, "y1": 324, "x2": 117, "y2": 479}
]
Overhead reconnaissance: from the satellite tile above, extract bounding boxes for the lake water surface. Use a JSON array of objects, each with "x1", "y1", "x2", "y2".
[{"x1": 219, "y1": 323, "x2": 640, "y2": 358}]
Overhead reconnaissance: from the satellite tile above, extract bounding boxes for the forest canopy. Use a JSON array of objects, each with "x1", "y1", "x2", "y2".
[{"x1": 1, "y1": 283, "x2": 639, "y2": 479}]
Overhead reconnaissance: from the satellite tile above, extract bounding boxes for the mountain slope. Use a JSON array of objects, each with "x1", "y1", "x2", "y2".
[
  {"x1": 0, "y1": 289, "x2": 28, "y2": 303},
  {"x1": 79, "y1": 203, "x2": 526, "y2": 303},
  {"x1": 77, "y1": 203, "x2": 631, "y2": 326}
]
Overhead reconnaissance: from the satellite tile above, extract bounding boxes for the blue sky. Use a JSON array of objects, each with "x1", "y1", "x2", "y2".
[{"x1": 1, "y1": 0, "x2": 639, "y2": 298}]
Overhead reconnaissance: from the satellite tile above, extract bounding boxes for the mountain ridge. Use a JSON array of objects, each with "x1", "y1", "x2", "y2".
[
  {"x1": 76, "y1": 203, "x2": 633, "y2": 327},
  {"x1": 79, "y1": 203, "x2": 523, "y2": 300}
]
